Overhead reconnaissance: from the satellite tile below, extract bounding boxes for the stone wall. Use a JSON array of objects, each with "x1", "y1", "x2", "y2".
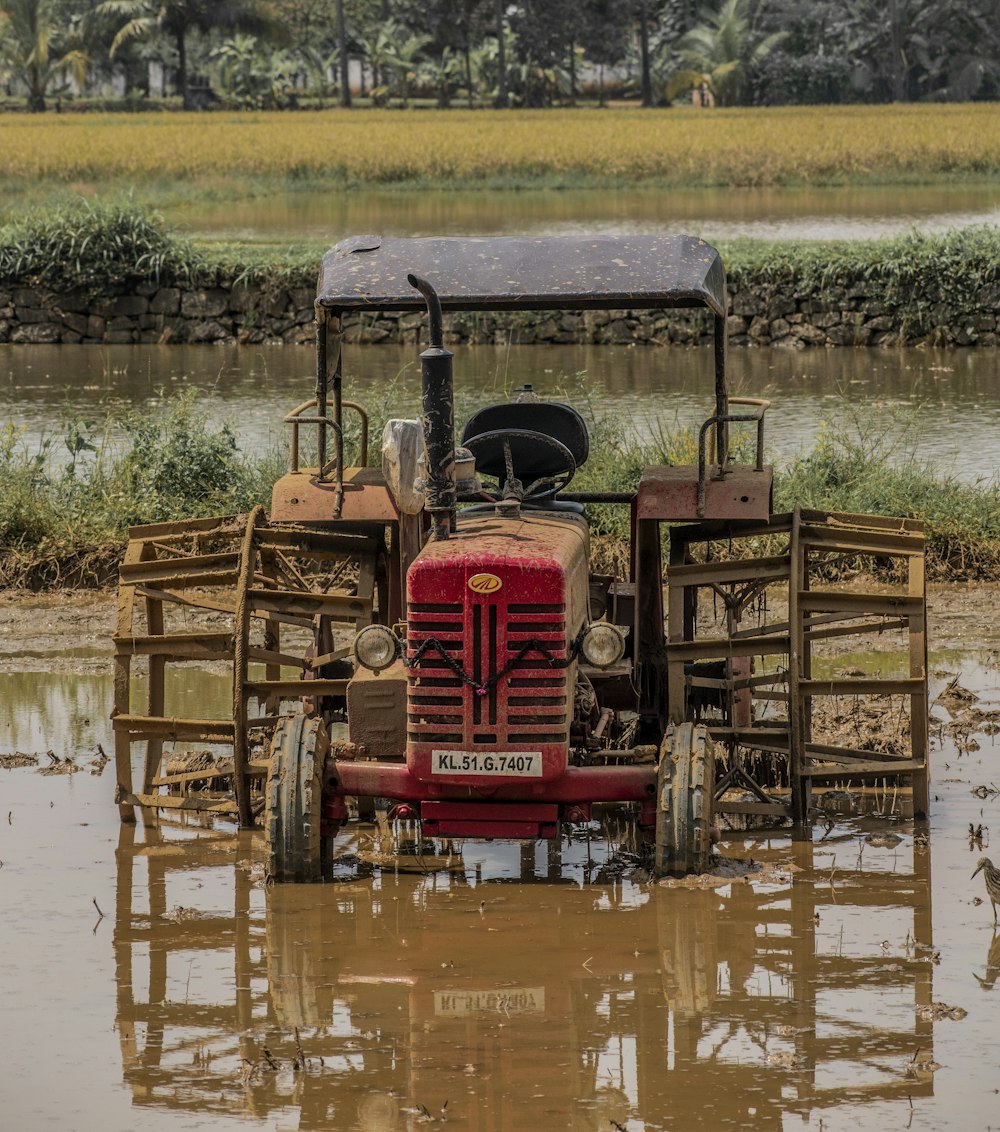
[{"x1": 2, "y1": 275, "x2": 998, "y2": 347}]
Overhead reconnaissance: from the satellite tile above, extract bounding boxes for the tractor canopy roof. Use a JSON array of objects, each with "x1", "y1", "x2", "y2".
[{"x1": 316, "y1": 234, "x2": 727, "y2": 316}]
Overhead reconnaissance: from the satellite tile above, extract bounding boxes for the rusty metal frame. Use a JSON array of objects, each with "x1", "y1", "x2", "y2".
[
  {"x1": 113, "y1": 513, "x2": 387, "y2": 825},
  {"x1": 666, "y1": 507, "x2": 929, "y2": 829}
]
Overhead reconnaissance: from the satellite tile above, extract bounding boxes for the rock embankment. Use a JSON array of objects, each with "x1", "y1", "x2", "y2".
[{"x1": 2, "y1": 277, "x2": 998, "y2": 348}]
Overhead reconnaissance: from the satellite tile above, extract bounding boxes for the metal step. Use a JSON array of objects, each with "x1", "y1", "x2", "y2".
[
  {"x1": 247, "y1": 587, "x2": 370, "y2": 620},
  {"x1": 126, "y1": 791, "x2": 240, "y2": 814},
  {"x1": 113, "y1": 632, "x2": 233, "y2": 660},
  {"x1": 152, "y1": 762, "x2": 235, "y2": 787},
  {"x1": 668, "y1": 634, "x2": 792, "y2": 661},
  {"x1": 667, "y1": 553, "x2": 790, "y2": 587},
  {"x1": 802, "y1": 758, "x2": 926, "y2": 780},
  {"x1": 798, "y1": 522, "x2": 925, "y2": 557},
  {"x1": 119, "y1": 552, "x2": 241, "y2": 587},
  {"x1": 112, "y1": 715, "x2": 236, "y2": 743},
  {"x1": 715, "y1": 800, "x2": 791, "y2": 818},
  {"x1": 798, "y1": 590, "x2": 923, "y2": 617},
  {"x1": 257, "y1": 529, "x2": 379, "y2": 555},
  {"x1": 798, "y1": 677, "x2": 925, "y2": 697}
]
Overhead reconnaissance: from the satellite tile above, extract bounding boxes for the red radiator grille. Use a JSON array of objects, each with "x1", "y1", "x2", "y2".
[
  {"x1": 406, "y1": 601, "x2": 464, "y2": 742},
  {"x1": 406, "y1": 599, "x2": 570, "y2": 748}
]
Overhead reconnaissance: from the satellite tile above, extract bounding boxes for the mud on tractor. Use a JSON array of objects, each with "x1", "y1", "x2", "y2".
[{"x1": 112, "y1": 235, "x2": 930, "y2": 880}]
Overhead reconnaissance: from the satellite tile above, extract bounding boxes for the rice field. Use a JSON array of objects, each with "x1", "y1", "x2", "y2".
[{"x1": 2, "y1": 103, "x2": 999, "y2": 189}]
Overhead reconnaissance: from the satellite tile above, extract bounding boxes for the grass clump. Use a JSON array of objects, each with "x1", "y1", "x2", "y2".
[
  {"x1": 0, "y1": 392, "x2": 280, "y2": 588},
  {"x1": 776, "y1": 416, "x2": 1000, "y2": 579},
  {"x1": 724, "y1": 227, "x2": 1000, "y2": 340},
  {"x1": 110, "y1": 395, "x2": 280, "y2": 526},
  {"x1": 0, "y1": 198, "x2": 199, "y2": 297}
]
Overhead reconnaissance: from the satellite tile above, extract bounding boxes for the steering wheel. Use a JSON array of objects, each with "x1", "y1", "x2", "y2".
[{"x1": 463, "y1": 428, "x2": 577, "y2": 501}]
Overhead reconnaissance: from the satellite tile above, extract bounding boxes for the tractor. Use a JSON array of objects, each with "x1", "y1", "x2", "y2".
[{"x1": 112, "y1": 234, "x2": 930, "y2": 880}]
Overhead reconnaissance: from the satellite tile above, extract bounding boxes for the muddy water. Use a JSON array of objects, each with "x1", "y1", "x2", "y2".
[
  {"x1": 3, "y1": 647, "x2": 1000, "y2": 1131},
  {"x1": 5, "y1": 343, "x2": 1000, "y2": 480}
]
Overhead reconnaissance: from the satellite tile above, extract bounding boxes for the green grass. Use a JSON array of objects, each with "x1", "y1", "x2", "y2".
[
  {"x1": 3, "y1": 201, "x2": 999, "y2": 343},
  {"x1": 776, "y1": 419, "x2": 1000, "y2": 579},
  {"x1": 3, "y1": 389, "x2": 999, "y2": 589},
  {"x1": 0, "y1": 393, "x2": 283, "y2": 587},
  {"x1": 0, "y1": 198, "x2": 200, "y2": 296}
]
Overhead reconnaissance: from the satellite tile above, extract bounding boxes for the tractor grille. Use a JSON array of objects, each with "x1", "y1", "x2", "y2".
[
  {"x1": 407, "y1": 601, "x2": 465, "y2": 743},
  {"x1": 406, "y1": 598, "x2": 570, "y2": 748}
]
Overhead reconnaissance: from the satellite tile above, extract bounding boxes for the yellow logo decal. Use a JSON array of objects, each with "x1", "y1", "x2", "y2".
[{"x1": 468, "y1": 572, "x2": 503, "y2": 594}]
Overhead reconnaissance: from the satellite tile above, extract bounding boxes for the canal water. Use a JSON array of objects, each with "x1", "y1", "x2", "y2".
[
  {"x1": 4, "y1": 343, "x2": 1000, "y2": 480},
  {"x1": 169, "y1": 184, "x2": 1000, "y2": 244},
  {"x1": 1, "y1": 614, "x2": 1000, "y2": 1131}
]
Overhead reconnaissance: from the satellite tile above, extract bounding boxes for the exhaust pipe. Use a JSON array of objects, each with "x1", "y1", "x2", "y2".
[{"x1": 408, "y1": 273, "x2": 455, "y2": 541}]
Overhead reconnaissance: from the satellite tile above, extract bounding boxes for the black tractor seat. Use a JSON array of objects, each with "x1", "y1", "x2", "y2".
[{"x1": 461, "y1": 401, "x2": 590, "y2": 482}]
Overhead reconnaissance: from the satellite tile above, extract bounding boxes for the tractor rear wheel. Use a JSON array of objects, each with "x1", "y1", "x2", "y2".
[
  {"x1": 654, "y1": 722, "x2": 716, "y2": 877},
  {"x1": 266, "y1": 714, "x2": 330, "y2": 882}
]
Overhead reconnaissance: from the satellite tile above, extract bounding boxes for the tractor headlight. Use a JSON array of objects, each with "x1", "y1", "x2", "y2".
[
  {"x1": 580, "y1": 622, "x2": 627, "y2": 668},
  {"x1": 353, "y1": 625, "x2": 401, "y2": 672}
]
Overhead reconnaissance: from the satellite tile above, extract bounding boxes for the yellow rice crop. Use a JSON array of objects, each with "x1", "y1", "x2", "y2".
[{"x1": 0, "y1": 103, "x2": 997, "y2": 186}]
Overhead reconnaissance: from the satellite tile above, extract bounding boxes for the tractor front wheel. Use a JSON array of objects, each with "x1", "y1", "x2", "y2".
[
  {"x1": 654, "y1": 722, "x2": 716, "y2": 877},
  {"x1": 266, "y1": 714, "x2": 330, "y2": 882}
]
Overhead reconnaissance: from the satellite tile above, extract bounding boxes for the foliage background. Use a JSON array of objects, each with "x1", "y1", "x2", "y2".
[{"x1": 0, "y1": 0, "x2": 997, "y2": 113}]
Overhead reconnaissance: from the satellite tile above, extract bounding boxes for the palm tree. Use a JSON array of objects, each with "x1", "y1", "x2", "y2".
[
  {"x1": 358, "y1": 19, "x2": 429, "y2": 108},
  {"x1": 669, "y1": 0, "x2": 786, "y2": 105},
  {"x1": 493, "y1": 0, "x2": 507, "y2": 106},
  {"x1": 334, "y1": 0, "x2": 348, "y2": 107},
  {"x1": 421, "y1": 45, "x2": 463, "y2": 108},
  {"x1": 0, "y1": 0, "x2": 88, "y2": 111},
  {"x1": 95, "y1": 0, "x2": 281, "y2": 109}
]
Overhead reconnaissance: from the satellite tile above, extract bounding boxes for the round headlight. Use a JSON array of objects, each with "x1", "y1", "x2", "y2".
[
  {"x1": 353, "y1": 625, "x2": 400, "y2": 672},
  {"x1": 580, "y1": 622, "x2": 627, "y2": 668}
]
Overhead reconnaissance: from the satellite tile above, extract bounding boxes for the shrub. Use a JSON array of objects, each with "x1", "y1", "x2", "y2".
[{"x1": 0, "y1": 198, "x2": 198, "y2": 295}]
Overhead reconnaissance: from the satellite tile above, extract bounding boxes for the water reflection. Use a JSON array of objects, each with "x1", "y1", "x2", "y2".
[
  {"x1": 113, "y1": 819, "x2": 934, "y2": 1130},
  {"x1": 973, "y1": 933, "x2": 1000, "y2": 991},
  {"x1": 163, "y1": 184, "x2": 1000, "y2": 245}
]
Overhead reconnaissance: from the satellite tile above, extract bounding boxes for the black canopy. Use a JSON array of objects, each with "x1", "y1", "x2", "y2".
[{"x1": 316, "y1": 234, "x2": 727, "y2": 316}]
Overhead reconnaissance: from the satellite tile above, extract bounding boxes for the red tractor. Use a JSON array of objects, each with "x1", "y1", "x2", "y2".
[{"x1": 112, "y1": 235, "x2": 930, "y2": 880}]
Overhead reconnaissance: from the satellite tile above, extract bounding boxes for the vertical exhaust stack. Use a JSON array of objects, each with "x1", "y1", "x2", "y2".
[{"x1": 408, "y1": 273, "x2": 455, "y2": 541}]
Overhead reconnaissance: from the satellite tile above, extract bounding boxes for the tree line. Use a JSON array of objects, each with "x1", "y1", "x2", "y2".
[{"x1": 1, "y1": 0, "x2": 997, "y2": 113}]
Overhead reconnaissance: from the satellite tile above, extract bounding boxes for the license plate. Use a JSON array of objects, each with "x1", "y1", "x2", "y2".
[
  {"x1": 434, "y1": 987, "x2": 545, "y2": 1016},
  {"x1": 431, "y1": 750, "x2": 543, "y2": 777}
]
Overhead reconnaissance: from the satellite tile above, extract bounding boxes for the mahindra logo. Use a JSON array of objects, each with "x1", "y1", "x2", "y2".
[{"x1": 467, "y1": 572, "x2": 502, "y2": 594}]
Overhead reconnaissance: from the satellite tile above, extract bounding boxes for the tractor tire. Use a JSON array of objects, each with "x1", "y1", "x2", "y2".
[
  {"x1": 266, "y1": 713, "x2": 330, "y2": 883},
  {"x1": 654, "y1": 722, "x2": 716, "y2": 877}
]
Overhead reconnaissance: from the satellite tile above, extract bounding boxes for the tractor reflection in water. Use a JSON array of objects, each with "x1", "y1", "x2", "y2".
[{"x1": 112, "y1": 817, "x2": 936, "y2": 1129}]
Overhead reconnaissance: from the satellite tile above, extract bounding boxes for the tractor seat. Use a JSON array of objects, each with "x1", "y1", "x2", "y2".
[{"x1": 461, "y1": 401, "x2": 590, "y2": 481}]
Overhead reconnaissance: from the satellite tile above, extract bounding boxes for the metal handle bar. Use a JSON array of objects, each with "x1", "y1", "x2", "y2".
[
  {"x1": 697, "y1": 398, "x2": 772, "y2": 517},
  {"x1": 723, "y1": 398, "x2": 771, "y2": 469},
  {"x1": 283, "y1": 398, "x2": 369, "y2": 477}
]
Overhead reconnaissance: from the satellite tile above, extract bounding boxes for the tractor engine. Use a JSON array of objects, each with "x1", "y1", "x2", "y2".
[{"x1": 405, "y1": 511, "x2": 589, "y2": 786}]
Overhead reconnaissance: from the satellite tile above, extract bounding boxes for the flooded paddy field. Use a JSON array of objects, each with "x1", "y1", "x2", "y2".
[{"x1": 3, "y1": 588, "x2": 1000, "y2": 1131}]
